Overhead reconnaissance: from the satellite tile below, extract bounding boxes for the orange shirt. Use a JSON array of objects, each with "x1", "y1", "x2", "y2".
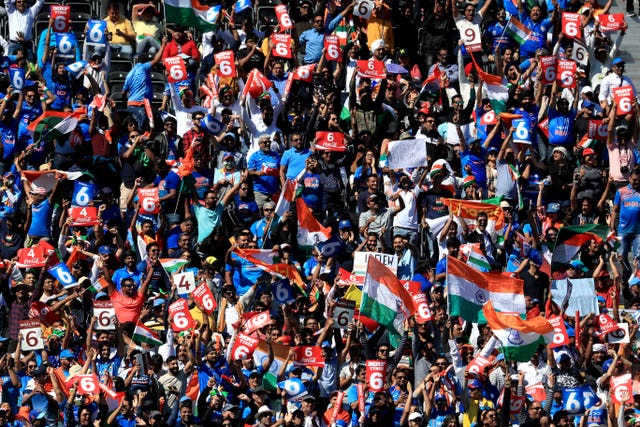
[{"x1": 109, "y1": 288, "x2": 144, "y2": 324}]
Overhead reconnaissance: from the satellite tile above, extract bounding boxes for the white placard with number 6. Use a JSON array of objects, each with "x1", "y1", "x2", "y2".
[
  {"x1": 334, "y1": 304, "x2": 354, "y2": 329},
  {"x1": 354, "y1": 0, "x2": 374, "y2": 19},
  {"x1": 20, "y1": 320, "x2": 44, "y2": 351}
]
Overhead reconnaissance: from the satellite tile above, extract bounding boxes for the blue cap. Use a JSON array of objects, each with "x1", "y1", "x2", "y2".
[
  {"x1": 339, "y1": 219, "x2": 351, "y2": 229},
  {"x1": 179, "y1": 396, "x2": 192, "y2": 404},
  {"x1": 597, "y1": 296, "x2": 606, "y2": 304},
  {"x1": 558, "y1": 353, "x2": 572, "y2": 363},
  {"x1": 566, "y1": 327, "x2": 575, "y2": 337},
  {"x1": 496, "y1": 353, "x2": 505, "y2": 361},
  {"x1": 60, "y1": 349, "x2": 74, "y2": 359},
  {"x1": 434, "y1": 393, "x2": 447, "y2": 401},
  {"x1": 98, "y1": 246, "x2": 113, "y2": 255},
  {"x1": 583, "y1": 100, "x2": 595, "y2": 110},
  {"x1": 223, "y1": 152, "x2": 235, "y2": 160},
  {"x1": 569, "y1": 259, "x2": 588, "y2": 272},
  {"x1": 321, "y1": 341, "x2": 332, "y2": 348},
  {"x1": 630, "y1": 277, "x2": 640, "y2": 287},
  {"x1": 487, "y1": 146, "x2": 499, "y2": 154},
  {"x1": 602, "y1": 358, "x2": 613, "y2": 371},
  {"x1": 547, "y1": 203, "x2": 560, "y2": 213},
  {"x1": 468, "y1": 379, "x2": 482, "y2": 389},
  {"x1": 528, "y1": 249, "x2": 543, "y2": 266},
  {"x1": 153, "y1": 298, "x2": 166, "y2": 307},
  {"x1": 613, "y1": 57, "x2": 625, "y2": 65}
]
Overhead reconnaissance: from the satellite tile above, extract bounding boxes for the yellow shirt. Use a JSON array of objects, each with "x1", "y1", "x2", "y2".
[
  {"x1": 133, "y1": 20, "x2": 163, "y2": 41},
  {"x1": 104, "y1": 16, "x2": 135, "y2": 46},
  {"x1": 463, "y1": 397, "x2": 494, "y2": 427},
  {"x1": 366, "y1": 13, "x2": 394, "y2": 52}
]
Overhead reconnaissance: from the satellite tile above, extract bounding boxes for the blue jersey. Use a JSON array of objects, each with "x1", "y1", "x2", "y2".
[
  {"x1": 461, "y1": 148, "x2": 487, "y2": 188},
  {"x1": 281, "y1": 147, "x2": 311, "y2": 180},
  {"x1": 484, "y1": 21, "x2": 514, "y2": 51},
  {"x1": 28, "y1": 198, "x2": 51, "y2": 238},
  {"x1": 123, "y1": 62, "x2": 153, "y2": 103},
  {"x1": 548, "y1": 107, "x2": 576, "y2": 146},
  {"x1": 248, "y1": 150, "x2": 280, "y2": 195},
  {"x1": 0, "y1": 118, "x2": 18, "y2": 160},
  {"x1": 518, "y1": 14, "x2": 552, "y2": 59},
  {"x1": 614, "y1": 185, "x2": 640, "y2": 235},
  {"x1": 227, "y1": 253, "x2": 265, "y2": 295}
]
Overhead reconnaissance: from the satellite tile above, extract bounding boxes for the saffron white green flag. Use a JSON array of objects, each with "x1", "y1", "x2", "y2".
[
  {"x1": 296, "y1": 198, "x2": 331, "y2": 247},
  {"x1": 461, "y1": 243, "x2": 491, "y2": 272},
  {"x1": 160, "y1": 258, "x2": 189, "y2": 274},
  {"x1": 482, "y1": 301, "x2": 554, "y2": 362},
  {"x1": 551, "y1": 224, "x2": 609, "y2": 269},
  {"x1": 132, "y1": 323, "x2": 163, "y2": 346},
  {"x1": 165, "y1": 0, "x2": 219, "y2": 32},
  {"x1": 361, "y1": 256, "x2": 415, "y2": 347},
  {"x1": 447, "y1": 256, "x2": 525, "y2": 323},
  {"x1": 504, "y1": 16, "x2": 532, "y2": 45}
]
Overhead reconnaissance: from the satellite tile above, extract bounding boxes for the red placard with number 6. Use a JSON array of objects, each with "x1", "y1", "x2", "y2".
[
  {"x1": 214, "y1": 50, "x2": 236, "y2": 78},
  {"x1": 271, "y1": 34, "x2": 292, "y2": 58},
  {"x1": 164, "y1": 56, "x2": 187, "y2": 83},
  {"x1": 275, "y1": 5, "x2": 293, "y2": 29},
  {"x1": 138, "y1": 188, "x2": 159, "y2": 214},
  {"x1": 51, "y1": 5, "x2": 70, "y2": 33},
  {"x1": 614, "y1": 86, "x2": 635, "y2": 116},
  {"x1": 548, "y1": 315, "x2": 569, "y2": 348},
  {"x1": 193, "y1": 282, "x2": 217, "y2": 314},
  {"x1": 169, "y1": 299, "x2": 196, "y2": 332},
  {"x1": 366, "y1": 360, "x2": 387, "y2": 392},
  {"x1": 556, "y1": 60, "x2": 576, "y2": 88},
  {"x1": 561, "y1": 12, "x2": 582, "y2": 38},
  {"x1": 324, "y1": 35, "x2": 342, "y2": 62}
]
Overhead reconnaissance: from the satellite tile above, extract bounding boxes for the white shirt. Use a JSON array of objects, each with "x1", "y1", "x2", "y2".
[
  {"x1": 169, "y1": 85, "x2": 209, "y2": 137},
  {"x1": 392, "y1": 186, "x2": 422, "y2": 230},
  {"x1": 5, "y1": 0, "x2": 43, "y2": 42},
  {"x1": 598, "y1": 72, "x2": 637, "y2": 105}
]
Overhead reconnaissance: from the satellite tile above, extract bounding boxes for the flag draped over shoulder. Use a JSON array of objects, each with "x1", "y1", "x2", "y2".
[
  {"x1": 296, "y1": 198, "x2": 331, "y2": 247},
  {"x1": 551, "y1": 224, "x2": 609, "y2": 269},
  {"x1": 361, "y1": 256, "x2": 414, "y2": 347},
  {"x1": 447, "y1": 256, "x2": 525, "y2": 322},
  {"x1": 482, "y1": 301, "x2": 554, "y2": 361}
]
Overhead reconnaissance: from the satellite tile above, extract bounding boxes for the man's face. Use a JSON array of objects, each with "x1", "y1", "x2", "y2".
[
  {"x1": 530, "y1": 6, "x2": 541, "y2": 20},
  {"x1": 180, "y1": 406, "x2": 192, "y2": 423},
  {"x1": 631, "y1": 172, "x2": 640, "y2": 190},
  {"x1": 122, "y1": 280, "x2": 136, "y2": 296},
  {"x1": 438, "y1": 50, "x2": 448, "y2": 63},
  {"x1": 366, "y1": 235, "x2": 377, "y2": 247},
  {"x1": 393, "y1": 238, "x2": 405, "y2": 252},
  {"x1": 614, "y1": 62, "x2": 624, "y2": 76},
  {"x1": 313, "y1": 16, "x2": 324, "y2": 29},
  {"x1": 107, "y1": 5, "x2": 119, "y2": 20},
  {"x1": 367, "y1": 176, "x2": 379, "y2": 190},
  {"x1": 168, "y1": 359, "x2": 179, "y2": 374}
]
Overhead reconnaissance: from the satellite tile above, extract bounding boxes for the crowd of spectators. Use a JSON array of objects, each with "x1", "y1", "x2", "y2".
[{"x1": 0, "y1": 0, "x2": 639, "y2": 426}]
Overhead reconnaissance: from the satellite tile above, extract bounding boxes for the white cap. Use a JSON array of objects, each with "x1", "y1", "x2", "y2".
[
  {"x1": 256, "y1": 405, "x2": 273, "y2": 417},
  {"x1": 581, "y1": 86, "x2": 593, "y2": 94},
  {"x1": 409, "y1": 413, "x2": 424, "y2": 421}
]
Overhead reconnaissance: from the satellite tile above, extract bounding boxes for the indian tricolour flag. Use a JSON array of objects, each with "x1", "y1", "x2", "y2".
[
  {"x1": 361, "y1": 256, "x2": 414, "y2": 347},
  {"x1": 476, "y1": 68, "x2": 508, "y2": 114},
  {"x1": 165, "y1": 0, "x2": 219, "y2": 32},
  {"x1": 447, "y1": 256, "x2": 525, "y2": 323},
  {"x1": 482, "y1": 301, "x2": 554, "y2": 361},
  {"x1": 296, "y1": 198, "x2": 331, "y2": 248},
  {"x1": 504, "y1": 16, "x2": 532, "y2": 45},
  {"x1": 88, "y1": 277, "x2": 109, "y2": 294},
  {"x1": 234, "y1": 248, "x2": 306, "y2": 289},
  {"x1": 551, "y1": 224, "x2": 609, "y2": 269},
  {"x1": 132, "y1": 323, "x2": 163, "y2": 346},
  {"x1": 461, "y1": 243, "x2": 491, "y2": 272},
  {"x1": 160, "y1": 258, "x2": 189, "y2": 274}
]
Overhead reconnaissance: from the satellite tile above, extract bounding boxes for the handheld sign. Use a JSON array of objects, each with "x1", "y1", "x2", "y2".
[
  {"x1": 614, "y1": 86, "x2": 635, "y2": 115},
  {"x1": 169, "y1": 299, "x2": 196, "y2": 332},
  {"x1": 354, "y1": 0, "x2": 374, "y2": 19},
  {"x1": 51, "y1": 5, "x2": 70, "y2": 33},
  {"x1": 73, "y1": 181, "x2": 95, "y2": 207},
  {"x1": 275, "y1": 5, "x2": 293, "y2": 29},
  {"x1": 164, "y1": 57, "x2": 187, "y2": 83},
  {"x1": 68, "y1": 207, "x2": 99, "y2": 226},
  {"x1": 230, "y1": 332, "x2": 259, "y2": 360},
  {"x1": 138, "y1": 188, "x2": 160, "y2": 215},
  {"x1": 271, "y1": 34, "x2": 292, "y2": 59},
  {"x1": 214, "y1": 51, "x2": 236, "y2": 78},
  {"x1": 324, "y1": 35, "x2": 342, "y2": 61},
  {"x1": 334, "y1": 299, "x2": 355, "y2": 329},
  {"x1": 173, "y1": 271, "x2": 196, "y2": 295},
  {"x1": 20, "y1": 319, "x2": 44, "y2": 351},
  {"x1": 315, "y1": 131, "x2": 346, "y2": 151},
  {"x1": 192, "y1": 282, "x2": 217, "y2": 314},
  {"x1": 86, "y1": 20, "x2": 107, "y2": 44},
  {"x1": 561, "y1": 12, "x2": 581, "y2": 38},
  {"x1": 366, "y1": 360, "x2": 387, "y2": 392},
  {"x1": 93, "y1": 300, "x2": 116, "y2": 330},
  {"x1": 48, "y1": 262, "x2": 78, "y2": 289}
]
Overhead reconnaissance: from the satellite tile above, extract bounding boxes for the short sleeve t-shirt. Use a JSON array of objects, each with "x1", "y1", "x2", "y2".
[
  {"x1": 108, "y1": 288, "x2": 145, "y2": 324},
  {"x1": 614, "y1": 184, "x2": 640, "y2": 235}
]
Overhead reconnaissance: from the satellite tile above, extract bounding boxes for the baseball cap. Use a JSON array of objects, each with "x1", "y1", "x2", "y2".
[
  {"x1": 98, "y1": 246, "x2": 113, "y2": 255},
  {"x1": 339, "y1": 219, "x2": 351, "y2": 229},
  {"x1": 613, "y1": 57, "x2": 625, "y2": 65},
  {"x1": 581, "y1": 86, "x2": 593, "y2": 94},
  {"x1": 223, "y1": 152, "x2": 234, "y2": 160},
  {"x1": 409, "y1": 413, "x2": 423, "y2": 421},
  {"x1": 569, "y1": 259, "x2": 588, "y2": 272},
  {"x1": 582, "y1": 148, "x2": 596, "y2": 156},
  {"x1": 60, "y1": 350, "x2": 74, "y2": 359},
  {"x1": 468, "y1": 379, "x2": 482, "y2": 389},
  {"x1": 546, "y1": 203, "x2": 560, "y2": 213}
]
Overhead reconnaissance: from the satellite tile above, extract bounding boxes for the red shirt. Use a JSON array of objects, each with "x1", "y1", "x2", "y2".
[
  {"x1": 162, "y1": 39, "x2": 201, "y2": 62},
  {"x1": 109, "y1": 288, "x2": 144, "y2": 324}
]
